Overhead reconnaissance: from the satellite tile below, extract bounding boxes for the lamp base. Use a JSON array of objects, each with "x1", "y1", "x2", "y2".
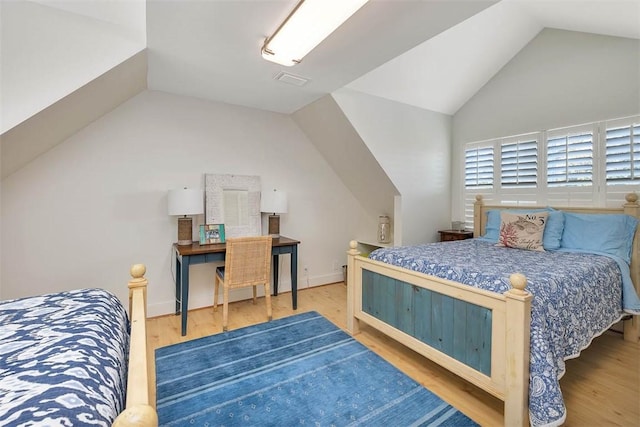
[
  {"x1": 177, "y1": 216, "x2": 193, "y2": 246},
  {"x1": 268, "y1": 214, "x2": 280, "y2": 238}
]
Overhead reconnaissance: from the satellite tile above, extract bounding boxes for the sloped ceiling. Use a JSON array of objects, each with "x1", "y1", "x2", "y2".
[
  {"x1": 1, "y1": 0, "x2": 639, "y2": 135},
  {"x1": 145, "y1": 0, "x2": 497, "y2": 114},
  {"x1": 0, "y1": 0, "x2": 146, "y2": 134},
  {"x1": 348, "y1": 0, "x2": 640, "y2": 115}
]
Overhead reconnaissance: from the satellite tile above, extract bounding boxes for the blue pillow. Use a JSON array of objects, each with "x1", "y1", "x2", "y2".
[
  {"x1": 482, "y1": 208, "x2": 565, "y2": 250},
  {"x1": 560, "y1": 213, "x2": 638, "y2": 264}
]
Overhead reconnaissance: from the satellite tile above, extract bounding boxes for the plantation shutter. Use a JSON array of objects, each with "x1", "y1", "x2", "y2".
[
  {"x1": 465, "y1": 146, "x2": 494, "y2": 188},
  {"x1": 500, "y1": 138, "x2": 537, "y2": 188},
  {"x1": 605, "y1": 119, "x2": 640, "y2": 184},
  {"x1": 546, "y1": 127, "x2": 593, "y2": 186}
]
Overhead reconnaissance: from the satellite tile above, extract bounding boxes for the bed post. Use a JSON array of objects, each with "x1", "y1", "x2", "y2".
[
  {"x1": 473, "y1": 194, "x2": 484, "y2": 237},
  {"x1": 623, "y1": 193, "x2": 640, "y2": 342},
  {"x1": 346, "y1": 240, "x2": 361, "y2": 335},
  {"x1": 113, "y1": 264, "x2": 158, "y2": 427},
  {"x1": 504, "y1": 273, "x2": 532, "y2": 427},
  {"x1": 128, "y1": 264, "x2": 148, "y2": 318}
]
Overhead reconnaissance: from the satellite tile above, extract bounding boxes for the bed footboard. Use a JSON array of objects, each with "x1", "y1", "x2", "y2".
[
  {"x1": 113, "y1": 264, "x2": 158, "y2": 427},
  {"x1": 346, "y1": 241, "x2": 532, "y2": 426}
]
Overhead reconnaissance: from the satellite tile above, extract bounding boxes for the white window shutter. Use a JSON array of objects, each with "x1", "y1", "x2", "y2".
[
  {"x1": 465, "y1": 146, "x2": 494, "y2": 188},
  {"x1": 546, "y1": 125, "x2": 593, "y2": 187},
  {"x1": 500, "y1": 136, "x2": 538, "y2": 188},
  {"x1": 605, "y1": 118, "x2": 640, "y2": 184}
]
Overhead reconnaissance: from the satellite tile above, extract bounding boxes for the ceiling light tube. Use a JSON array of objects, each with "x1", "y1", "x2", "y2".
[{"x1": 262, "y1": 0, "x2": 369, "y2": 66}]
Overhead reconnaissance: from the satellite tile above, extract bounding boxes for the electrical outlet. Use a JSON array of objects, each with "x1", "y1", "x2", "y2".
[
  {"x1": 332, "y1": 260, "x2": 339, "y2": 271},
  {"x1": 303, "y1": 266, "x2": 309, "y2": 276}
]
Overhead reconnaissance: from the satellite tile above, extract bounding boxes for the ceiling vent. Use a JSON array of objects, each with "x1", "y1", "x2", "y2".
[{"x1": 274, "y1": 71, "x2": 310, "y2": 87}]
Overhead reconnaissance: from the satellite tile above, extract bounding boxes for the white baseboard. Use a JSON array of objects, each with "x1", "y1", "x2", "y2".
[{"x1": 147, "y1": 272, "x2": 344, "y2": 318}]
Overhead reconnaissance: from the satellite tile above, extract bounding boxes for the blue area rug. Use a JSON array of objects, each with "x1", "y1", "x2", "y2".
[{"x1": 155, "y1": 311, "x2": 477, "y2": 426}]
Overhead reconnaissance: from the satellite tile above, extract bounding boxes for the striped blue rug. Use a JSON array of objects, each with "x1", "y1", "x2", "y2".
[{"x1": 155, "y1": 311, "x2": 477, "y2": 426}]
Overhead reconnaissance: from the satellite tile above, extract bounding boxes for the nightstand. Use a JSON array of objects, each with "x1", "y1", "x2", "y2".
[{"x1": 438, "y1": 229, "x2": 474, "y2": 242}]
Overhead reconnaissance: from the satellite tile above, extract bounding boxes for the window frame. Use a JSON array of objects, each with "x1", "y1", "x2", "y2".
[
  {"x1": 460, "y1": 115, "x2": 640, "y2": 226},
  {"x1": 604, "y1": 116, "x2": 640, "y2": 185}
]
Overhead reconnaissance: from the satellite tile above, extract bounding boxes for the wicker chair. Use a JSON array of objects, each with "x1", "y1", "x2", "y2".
[{"x1": 213, "y1": 236, "x2": 273, "y2": 331}]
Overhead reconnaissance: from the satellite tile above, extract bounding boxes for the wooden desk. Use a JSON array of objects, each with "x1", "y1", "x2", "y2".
[{"x1": 173, "y1": 236, "x2": 300, "y2": 336}]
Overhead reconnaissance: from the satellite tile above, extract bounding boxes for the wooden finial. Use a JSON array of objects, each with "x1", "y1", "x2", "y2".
[
  {"x1": 347, "y1": 240, "x2": 360, "y2": 256},
  {"x1": 625, "y1": 192, "x2": 638, "y2": 204},
  {"x1": 130, "y1": 264, "x2": 146, "y2": 279},
  {"x1": 129, "y1": 264, "x2": 148, "y2": 288},
  {"x1": 129, "y1": 264, "x2": 147, "y2": 279},
  {"x1": 475, "y1": 194, "x2": 483, "y2": 202},
  {"x1": 509, "y1": 273, "x2": 528, "y2": 295}
]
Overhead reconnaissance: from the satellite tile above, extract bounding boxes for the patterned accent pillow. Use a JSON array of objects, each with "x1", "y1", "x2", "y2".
[{"x1": 497, "y1": 211, "x2": 548, "y2": 251}]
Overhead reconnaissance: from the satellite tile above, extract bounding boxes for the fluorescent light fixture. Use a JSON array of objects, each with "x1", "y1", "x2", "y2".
[{"x1": 262, "y1": 0, "x2": 369, "y2": 66}]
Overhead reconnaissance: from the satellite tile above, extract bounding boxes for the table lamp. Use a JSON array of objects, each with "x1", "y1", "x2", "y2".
[
  {"x1": 260, "y1": 189, "x2": 288, "y2": 238},
  {"x1": 168, "y1": 188, "x2": 204, "y2": 245}
]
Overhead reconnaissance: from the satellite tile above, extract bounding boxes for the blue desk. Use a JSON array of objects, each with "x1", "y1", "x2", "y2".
[{"x1": 173, "y1": 236, "x2": 300, "y2": 336}]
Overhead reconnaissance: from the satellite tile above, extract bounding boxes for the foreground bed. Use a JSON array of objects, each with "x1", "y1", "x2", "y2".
[
  {"x1": 346, "y1": 195, "x2": 640, "y2": 427},
  {"x1": 0, "y1": 264, "x2": 156, "y2": 426}
]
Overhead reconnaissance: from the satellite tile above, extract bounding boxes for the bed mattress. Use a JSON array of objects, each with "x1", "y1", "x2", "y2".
[{"x1": 0, "y1": 288, "x2": 129, "y2": 426}]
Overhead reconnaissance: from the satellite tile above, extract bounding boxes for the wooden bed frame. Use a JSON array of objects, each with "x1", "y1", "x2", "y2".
[
  {"x1": 346, "y1": 194, "x2": 640, "y2": 427},
  {"x1": 113, "y1": 264, "x2": 158, "y2": 426}
]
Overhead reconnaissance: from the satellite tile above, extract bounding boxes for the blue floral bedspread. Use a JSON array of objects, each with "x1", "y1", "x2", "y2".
[
  {"x1": 369, "y1": 239, "x2": 625, "y2": 427},
  {"x1": 0, "y1": 289, "x2": 129, "y2": 426}
]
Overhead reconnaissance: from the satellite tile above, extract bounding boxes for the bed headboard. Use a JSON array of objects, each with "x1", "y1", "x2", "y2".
[
  {"x1": 473, "y1": 193, "x2": 640, "y2": 341},
  {"x1": 473, "y1": 193, "x2": 639, "y2": 237}
]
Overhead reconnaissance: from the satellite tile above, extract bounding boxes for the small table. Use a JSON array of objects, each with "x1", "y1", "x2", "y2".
[
  {"x1": 438, "y1": 229, "x2": 474, "y2": 242},
  {"x1": 173, "y1": 236, "x2": 300, "y2": 336}
]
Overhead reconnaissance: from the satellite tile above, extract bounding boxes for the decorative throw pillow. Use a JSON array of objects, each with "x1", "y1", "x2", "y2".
[
  {"x1": 497, "y1": 211, "x2": 548, "y2": 251},
  {"x1": 482, "y1": 208, "x2": 564, "y2": 250}
]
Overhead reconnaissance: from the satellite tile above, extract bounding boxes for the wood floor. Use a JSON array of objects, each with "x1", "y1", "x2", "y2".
[{"x1": 147, "y1": 283, "x2": 640, "y2": 426}]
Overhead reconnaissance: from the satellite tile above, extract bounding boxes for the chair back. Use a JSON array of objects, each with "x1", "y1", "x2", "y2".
[{"x1": 223, "y1": 236, "x2": 272, "y2": 288}]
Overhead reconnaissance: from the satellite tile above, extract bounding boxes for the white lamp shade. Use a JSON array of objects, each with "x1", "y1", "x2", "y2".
[
  {"x1": 261, "y1": 189, "x2": 288, "y2": 214},
  {"x1": 168, "y1": 188, "x2": 204, "y2": 216}
]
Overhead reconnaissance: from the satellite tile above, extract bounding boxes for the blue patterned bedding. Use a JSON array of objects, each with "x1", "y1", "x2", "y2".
[
  {"x1": 369, "y1": 239, "x2": 626, "y2": 427},
  {"x1": 0, "y1": 289, "x2": 129, "y2": 426}
]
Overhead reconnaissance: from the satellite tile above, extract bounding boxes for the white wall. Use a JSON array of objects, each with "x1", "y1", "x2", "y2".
[
  {"x1": 291, "y1": 94, "x2": 397, "y2": 245},
  {"x1": 333, "y1": 89, "x2": 452, "y2": 244},
  {"x1": 0, "y1": 90, "x2": 370, "y2": 316},
  {"x1": 452, "y1": 29, "x2": 640, "y2": 217},
  {"x1": 453, "y1": 29, "x2": 640, "y2": 144}
]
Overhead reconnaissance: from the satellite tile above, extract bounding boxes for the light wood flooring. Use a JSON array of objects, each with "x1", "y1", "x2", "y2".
[{"x1": 147, "y1": 283, "x2": 640, "y2": 426}]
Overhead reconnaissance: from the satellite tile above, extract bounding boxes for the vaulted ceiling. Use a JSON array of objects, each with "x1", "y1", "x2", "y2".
[{"x1": 2, "y1": 0, "x2": 639, "y2": 135}]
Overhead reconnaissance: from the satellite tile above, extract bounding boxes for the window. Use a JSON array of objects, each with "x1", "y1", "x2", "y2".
[
  {"x1": 605, "y1": 119, "x2": 640, "y2": 184},
  {"x1": 465, "y1": 146, "x2": 493, "y2": 188},
  {"x1": 546, "y1": 126, "x2": 593, "y2": 186},
  {"x1": 501, "y1": 136, "x2": 537, "y2": 188},
  {"x1": 461, "y1": 115, "x2": 640, "y2": 226}
]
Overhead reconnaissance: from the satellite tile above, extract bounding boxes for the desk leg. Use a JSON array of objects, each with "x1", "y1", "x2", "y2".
[
  {"x1": 273, "y1": 254, "x2": 279, "y2": 296},
  {"x1": 291, "y1": 245, "x2": 298, "y2": 310},
  {"x1": 180, "y1": 256, "x2": 190, "y2": 336},
  {"x1": 175, "y1": 253, "x2": 181, "y2": 315}
]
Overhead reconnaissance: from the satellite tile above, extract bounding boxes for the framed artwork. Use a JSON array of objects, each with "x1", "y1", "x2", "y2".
[
  {"x1": 204, "y1": 174, "x2": 261, "y2": 238},
  {"x1": 199, "y1": 224, "x2": 226, "y2": 245}
]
